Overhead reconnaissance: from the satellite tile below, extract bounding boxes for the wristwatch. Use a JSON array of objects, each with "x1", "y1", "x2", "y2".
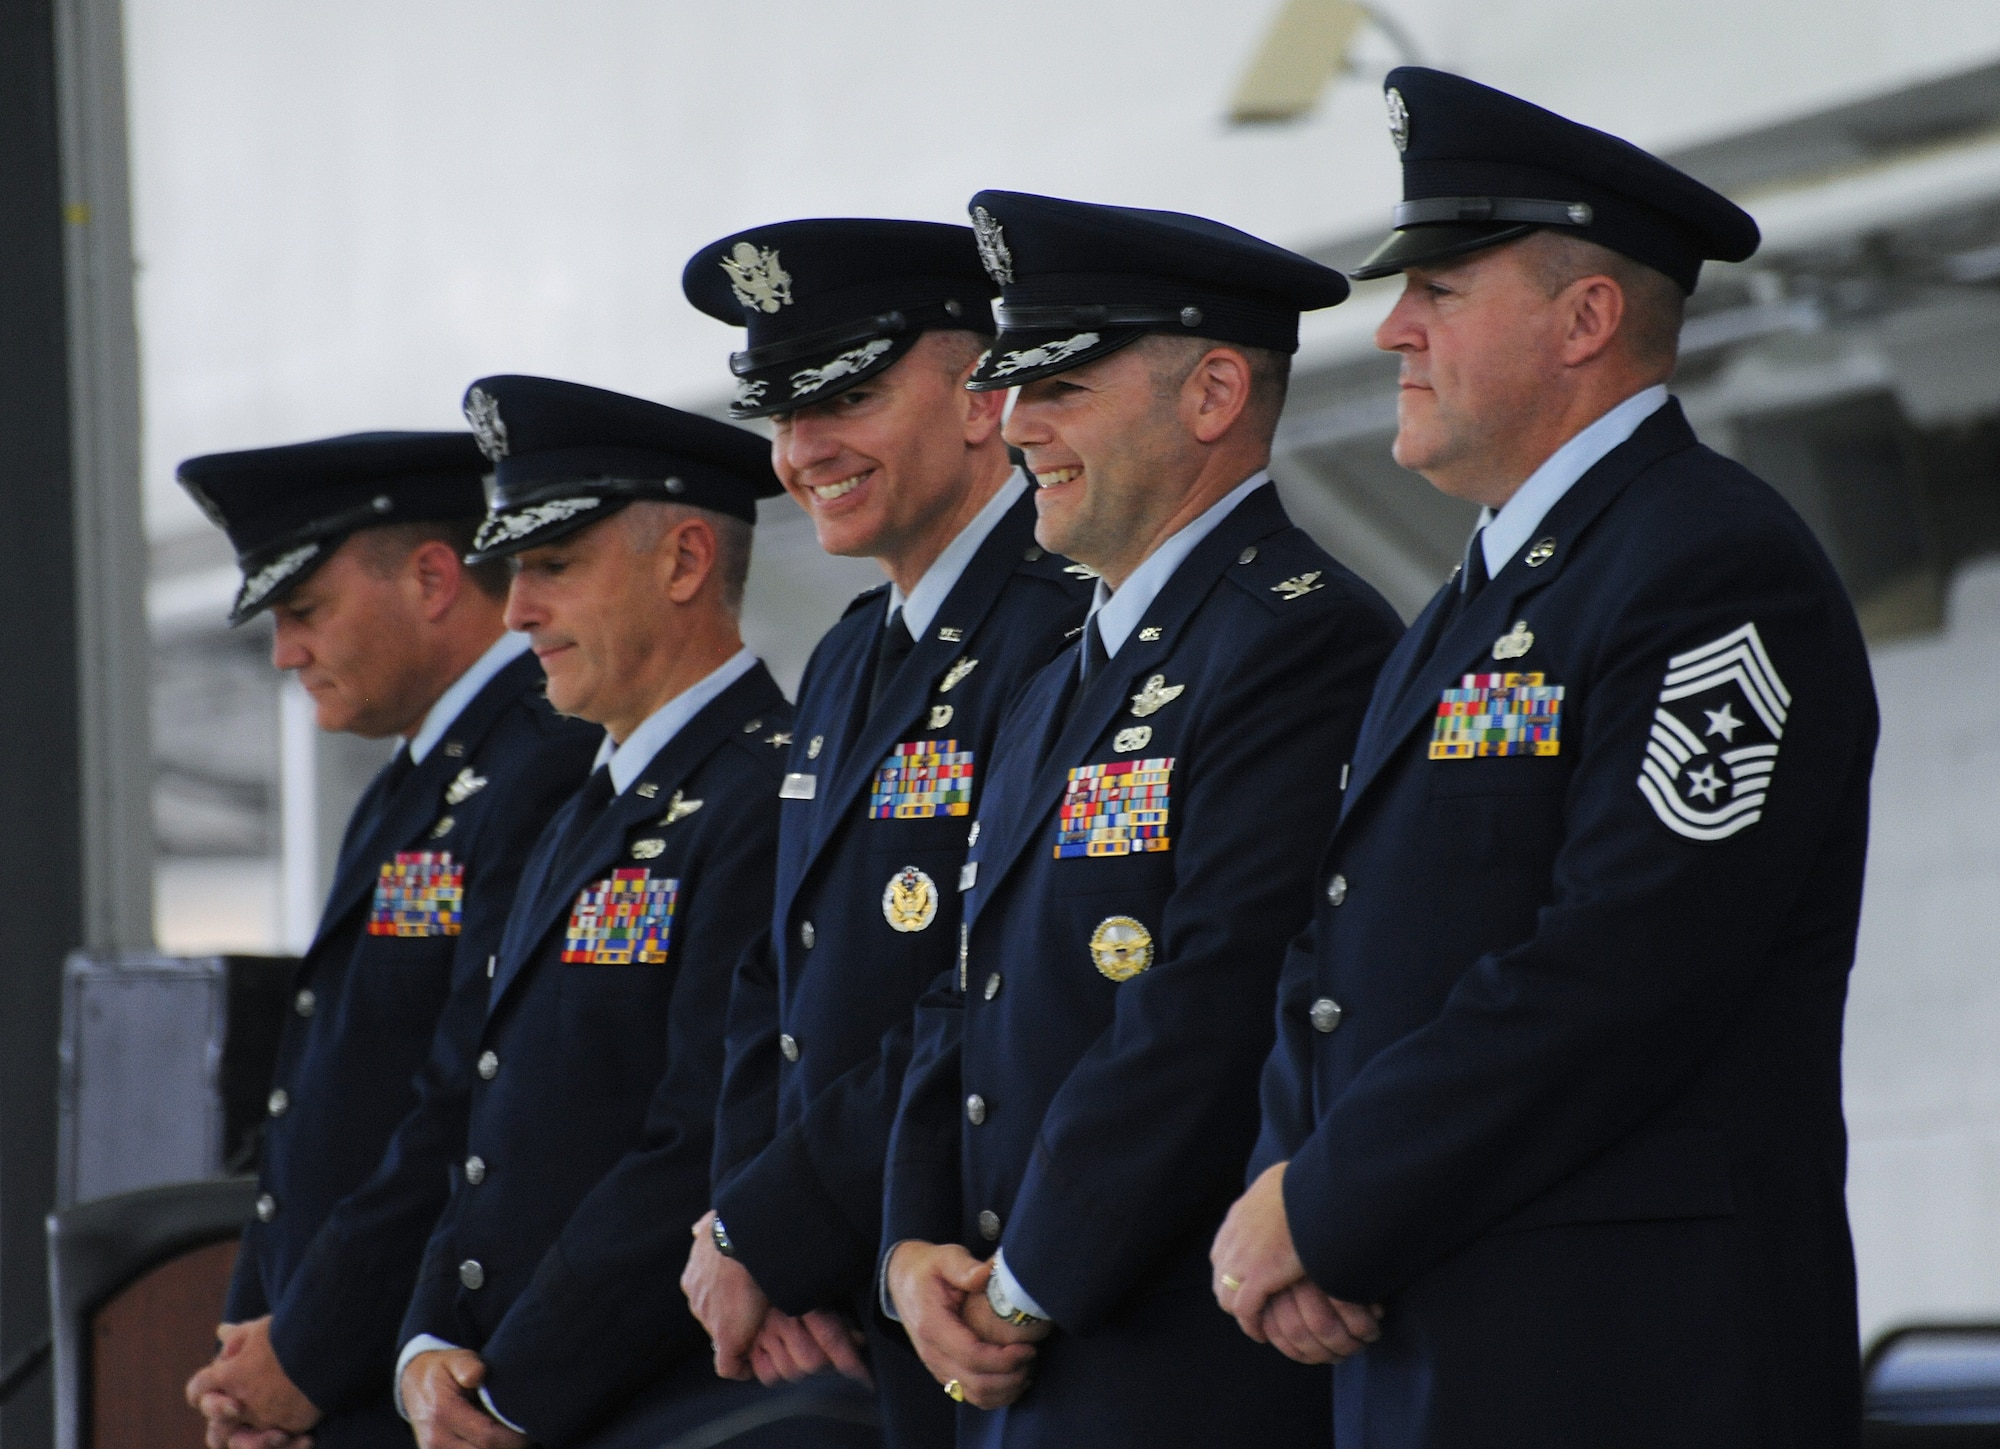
[
  {"x1": 711, "y1": 1216, "x2": 737, "y2": 1259},
  {"x1": 986, "y1": 1269, "x2": 1047, "y2": 1327}
]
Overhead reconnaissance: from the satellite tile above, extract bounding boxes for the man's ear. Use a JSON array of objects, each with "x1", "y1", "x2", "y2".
[
  {"x1": 1185, "y1": 347, "x2": 1254, "y2": 446},
  {"x1": 960, "y1": 359, "x2": 1007, "y2": 447},
  {"x1": 410, "y1": 539, "x2": 464, "y2": 623},
  {"x1": 664, "y1": 517, "x2": 719, "y2": 605},
  {"x1": 1559, "y1": 275, "x2": 1627, "y2": 369}
]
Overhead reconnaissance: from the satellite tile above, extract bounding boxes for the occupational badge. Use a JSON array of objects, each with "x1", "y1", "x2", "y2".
[
  {"x1": 660, "y1": 789, "x2": 703, "y2": 825},
  {"x1": 1271, "y1": 572, "x2": 1325, "y2": 601},
  {"x1": 428, "y1": 815, "x2": 455, "y2": 839},
  {"x1": 883, "y1": 865, "x2": 939, "y2": 933},
  {"x1": 971, "y1": 205, "x2": 1014, "y2": 284},
  {"x1": 1057, "y1": 758, "x2": 1173, "y2": 857},
  {"x1": 870, "y1": 739, "x2": 973, "y2": 818},
  {"x1": 368, "y1": 852, "x2": 463, "y2": 937},
  {"x1": 1385, "y1": 86, "x2": 1410, "y2": 152},
  {"x1": 1113, "y1": 726, "x2": 1152, "y2": 753},
  {"x1": 1491, "y1": 620, "x2": 1535, "y2": 661},
  {"x1": 464, "y1": 387, "x2": 509, "y2": 460},
  {"x1": 990, "y1": 332, "x2": 1100, "y2": 378},
  {"x1": 719, "y1": 242, "x2": 793, "y2": 313},
  {"x1": 1129, "y1": 674, "x2": 1185, "y2": 718},
  {"x1": 563, "y1": 869, "x2": 678, "y2": 964},
  {"x1": 1089, "y1": 916, "x2": 1154, "y2": 983},
  {"x1": 631, "y1": 838, "x2": 665, "y2": 860},
  {"x1": 1637, "y1": 622, "x2": 1788, "y2": 842},
  {"x1": 939, "y1": 658, "x2": 979, "y2": 692},
  {"x1": 1430, "y1": 673, "x2": 1564, "y2": 758},
  {"x1": 929, "y1": 705, "x2": 954, "y2": 729},
  {"x1": 444, "y1": 766, "x2": 488, "y2": 805}
]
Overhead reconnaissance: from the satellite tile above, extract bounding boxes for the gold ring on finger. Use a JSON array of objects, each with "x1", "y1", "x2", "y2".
[
  {"x1": 1220, "y1": 1274, "x2": 1243, "y2": 1292},
  {"x1": 944, "y1": 1378, "x2": 965, "y2": 1402}
]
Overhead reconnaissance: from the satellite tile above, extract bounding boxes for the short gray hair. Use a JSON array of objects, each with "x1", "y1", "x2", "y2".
[
  {"x1": 618, "y1": 500, "x2": 754, "y2": 615},
  {"x1": 1517, "y1": 231, "x2": 1686, "y2": 371}
]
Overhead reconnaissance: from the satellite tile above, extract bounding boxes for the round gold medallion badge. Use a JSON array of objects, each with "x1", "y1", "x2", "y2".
[
  {"x1": 1089, "y1": 915, "x2": 1154, "y2": 982},
  {"x1": 883, "y1": 865, "x2": 939, "y2": 933}
]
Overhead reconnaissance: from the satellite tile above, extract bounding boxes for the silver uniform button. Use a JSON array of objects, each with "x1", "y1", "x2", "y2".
[
  {"x1": 977, "y1": 1209, "x2": 1001, "y2": 1241},
  {"x1": 1326, "y1": 873, "x2": 1348, "y2": 907},
  {"x1": 477, "y1": 1050, "x2": 499, "y2": 1080},
  {"x1": 800, "y1": 920, "x2": 816, "y2": 948},
  {"x1": 294, "y1": 989, "x2": 316, "y2": 1017},
  {"x1": 464, "y1": 1155, "x2": 486, "y2": 1185},
  {"x1": 267, "y1": 1088, "x2": 289, "y2": 1117},
  {"x1": 779, "y1": 1033, "x2": 800, "y2": 1063},
  {"x1": 459, "y1": 1259, "x2": 485, "y2": 1290},
  {"x1": 254, "y1": 1193, "x2": 277, "y2": 1223},
  {"x1": 1310, "y1": 998, "x2": 1344, "y2": 1034},
  {"x1": 983, "y1": 972, "x2": 1001, "y2": 1001},
  {"x1": 966, "y1": 1094, "x2": 987, "y2": 1126}
]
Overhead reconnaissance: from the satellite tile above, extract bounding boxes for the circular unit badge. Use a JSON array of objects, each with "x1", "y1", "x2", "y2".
[
  {"x1": 883, "y1": 865, "x2": 939, "y2": 933},
  {"x1": 1089, "y1": 915, "x2": 1154, "y2": 982}
]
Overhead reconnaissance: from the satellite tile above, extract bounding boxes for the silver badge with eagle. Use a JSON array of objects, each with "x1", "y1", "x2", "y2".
[
  {"x1": 464, "y1": 387, "x2": 509, "y2": 461},
  {"x1": 720, "y1": 242, "x2": 793, "y2": 313},
  {"x1": 971, "y1": 206, "x2": 1014, "y2": 284}
]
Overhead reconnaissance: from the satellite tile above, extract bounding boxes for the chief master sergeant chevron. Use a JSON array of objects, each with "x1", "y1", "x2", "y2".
[
  {"x1": 677, "y1": 217, "x2": 1091, "y2": 1449},
  {"x1": 178, "y1": 431, "x2": 599, "y2": 1449},
  {"x1": 1211, "y1": 68, "x2": 1879, "y2": 1448},
  {"x1": 882, "y1": 191, "x2": 1403, "y2": 1447}
]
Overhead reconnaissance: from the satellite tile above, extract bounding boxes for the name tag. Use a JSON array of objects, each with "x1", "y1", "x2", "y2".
[
  {"x1": 959, "y1": 862, "x2": 977, "y2": 892},
  {"x1": 780, "y1": 773, "x2": 817, "y2": 800}
]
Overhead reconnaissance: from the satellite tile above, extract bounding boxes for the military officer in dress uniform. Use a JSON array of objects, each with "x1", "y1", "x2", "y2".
[
  {"x1": 1212, "y1": 69, "x2": 1879, "y2": 1448},
  {"x1": 881, "y1": 192, "x2": 1403, "y2": 1447},
  {"x1": 675, "y1": 218, "x2": 1092, "y2": 1449},
  {"x1": 179, "y1": 432, "x2": 599, "y2": 1449},
  {"x1": 390, "y1": 376, "x2": 869, "y2": 1449}
]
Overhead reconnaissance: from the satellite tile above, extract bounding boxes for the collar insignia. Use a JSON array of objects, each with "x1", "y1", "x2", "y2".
[
  {"x1": 1385, "y1": 87, "x2": 1410, "y2": 153},
  {"x1": 1063, "y1": 562, "x2": 1099, "y2": 578},
  {"x1": 1129, "y1": 674, "x2": 1185, "y2": 718},
  {"x1": 444, "y1": 767, "x2": 488, "y2": 805},
  {"x1": 464, "y1": 387, "x2": 509, "y2": 461},
  {"x1": 939, "y1": 658, "x2": 979, "y2": 693},
  {"x1": 937, "y1": 626, "x2": 964, "y2": 643},
  {"x1": 661, "y1": 789, "x2": 704, "y2": 825},
  {"x1": 1271, "y1": 571, "x2": 1325, "y2": 600},
  {"x1": 473, "y1": 496, "x2": 602, "y2": 551},
  {"x1": 1492, "y1": 620, "x2": 1535, "y2": 661},
  {"x1": 971, "y1": 206, "x2": 1014, "y2": 284},
  {"x1": 720, "y1": 242, "x2": 793, "y2": 313},
  {"x1": 990, "y1": 332, "x2": 1100, "y2": 379},
  {"x1": 237, "y1": 543, "x2": 322, "y2": 611},
  {"x1": 790, "y1": 338, "x2": 893, "y2": 397}
]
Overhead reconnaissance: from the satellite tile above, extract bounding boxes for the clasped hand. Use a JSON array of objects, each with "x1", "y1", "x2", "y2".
[
  {"x1": 680, "y1": 1210, "x2": 871, "y2": 1388},
  {"x1": 184, "y1": 1317, "x2": 319, "y2": 1449},
  {"x1": 1210, "y1": 1161, "x2": 1383, "y2": 1365},
  {"x1": 884, "y1": 1242, "x2": 1049, "y2": 1410}
]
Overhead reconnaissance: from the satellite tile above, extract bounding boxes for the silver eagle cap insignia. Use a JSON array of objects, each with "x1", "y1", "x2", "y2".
[{"x1": 720, "y1": 242, "x2": 793, "y2": 314}]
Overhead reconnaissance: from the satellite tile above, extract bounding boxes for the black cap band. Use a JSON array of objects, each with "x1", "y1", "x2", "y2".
[{"x1": 1391, "y1": 196, "x2": 1594, "y2": 228}]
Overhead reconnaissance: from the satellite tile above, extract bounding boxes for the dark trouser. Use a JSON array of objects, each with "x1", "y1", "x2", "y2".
[{"x1": 575, "y1": 1356, "x2": 880, "y2": 1449}]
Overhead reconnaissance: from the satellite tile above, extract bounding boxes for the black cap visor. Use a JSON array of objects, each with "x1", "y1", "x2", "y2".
[{"x1": 1348, "y1": 221, "x2": 1541, "y2": 281}]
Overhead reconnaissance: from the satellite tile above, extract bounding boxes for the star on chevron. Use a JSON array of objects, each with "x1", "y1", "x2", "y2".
[
  {"x1": 1685, "y1": 763, "x2": 1725, "y2": 803},
  {"x1": 1703, "y1": 702, "x2": 1742, "y2": 742}
]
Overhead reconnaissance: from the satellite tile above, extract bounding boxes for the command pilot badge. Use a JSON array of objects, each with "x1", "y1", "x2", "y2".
[
  {"x1": 883, "y1": 865, "x2": 939, "y2": 933},
  {"x1": 1090, "y1": 916, "x2": 1154, "y2": 982},
  {"x1": 720, "y1": 241, "x2": 793, "y2": 313},
  {"x1": 1129, "y1": 674, "x2": 1185, "y2": 718},
  {"x1": 660, "y1": 789, "x2": 703, "y2": 825},
  {"x1": 444, "y1": 766, "x2": 488, "y2": 805},
  {"x1": 1637, "y1": 621, "x2": 1788, "y2": 842}
]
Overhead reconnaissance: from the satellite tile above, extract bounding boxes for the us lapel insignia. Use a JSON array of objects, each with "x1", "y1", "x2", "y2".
[
  {"x1": 660, "y1": 789, "x2": 704, "y2": 825},
  {"x1": 1492, "y1": 620, "x2": 1535, "y2": 661},
  {"x1": 444, "y1": 767, "x2": 488, "y2": 805},
  {"x1": 428, "y1": 815, "x2": 455, "y2": 839},
  {"x1": 882, "y1": 865, "x2": 939, "y2": 933},
  {"x1": 938, "y1": 658, "x2": 979, "y2": 693},
  {"x1": 807, "y1": 734, "x2": 824, "y2": 759},
  {"x1": 929, "y1": 705, "x2": 954, "y2": 729},
  {"x1": 937, "y1": 627, "x2": 964, "y2": 643},
  {"x1": 630, "y1": 838, "x2": 666, "y2": 860},
  {"x1": 1525, "y1": 536, "x2": 1558, "y2": 567},
  {"x1": 1114, "y1": 726, "x2": 1152, "y2": 753},
  {"x1": 1137, "y1": 626, "x2": 1162, "y2": 642},
  {"x1": 1129, "y1": 674, "x2": 1185, "y2": 718},
  {"x1": 1063, "y1": 562, "x2": 1098, "y2": 579},
  {"x1": 635, "y1": 782, "x2": 660, "y2": 799},
  {"x1": 1271, "y1": 571, "x2": 1325, "y2": 601},
  {"x1": 766, "y1": 730, "x2": 792, "y2": 748},
  {"x1": 443, "y1": 740, "x2": 466, "y2": 758}
]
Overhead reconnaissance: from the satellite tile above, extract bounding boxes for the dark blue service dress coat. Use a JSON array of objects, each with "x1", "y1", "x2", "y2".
[
  {"x1": 1257, "y1": 401, "x2": 1878, "y2": 1448},
  {"x1": 398, "y1": 663, "x2": 802, "y2": 1447},
  {"x1": 884, "y1": 483, "x2": 1402, "y2": 1447},
  {"x1": 227, "y1": 649, "x2": 599, "y2": 1448},
  {"x1": 712, "y1": 489, "x2": 1089, "y2": 1446}
]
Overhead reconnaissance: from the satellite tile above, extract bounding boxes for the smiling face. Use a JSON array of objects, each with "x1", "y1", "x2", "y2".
[
  {"x1": 267, "y1": 536, "x2": 441, "y2": 738},
  {"x1": 1003, "y1": 340, "x2": 1202, "y2": 585},
  {"x1": 1374, "y1": 241, "x2": 1577, "y2": 506},
  {"x1": 767, "y1": 331, "x2": 1001, "y2": 574}
]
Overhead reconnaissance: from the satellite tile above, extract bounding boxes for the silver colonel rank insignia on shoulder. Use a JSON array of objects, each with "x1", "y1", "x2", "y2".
[{"x1": 1637, "y1": 622, "x2": 1789, "y2": 842}]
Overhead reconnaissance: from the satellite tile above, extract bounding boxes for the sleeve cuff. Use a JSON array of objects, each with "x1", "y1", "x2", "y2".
[
  {"x1": 479, "y1": 1386, "x2": 528, "y2": 1435},
  {"x1": 393, "y1": 1334, "x2": 459, "y2": 1422},
  {"x1": 879, "y1": 1241, "x2": 908, "y2": 1322},
  {"x1": 992, "y1": 1248, "x2": 1051, "y2": 1321}
]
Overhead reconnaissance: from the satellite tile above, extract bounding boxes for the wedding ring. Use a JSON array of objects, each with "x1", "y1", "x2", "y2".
[
  {"x1": 944, "y1": 1378, "x2": 965, "y2": 1402},
  {"x1": 1219, "y1": 1274, "x2": 1243, "y2": 1291}
]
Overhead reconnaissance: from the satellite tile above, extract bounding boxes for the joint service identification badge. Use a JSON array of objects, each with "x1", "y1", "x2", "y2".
[
  {"x1": 369, "y1": 852, "x2": 463, "y2": 936},
  {"x1": 1090, "y1": 916, "x2": 1154, "y2": 982},
  {"x1": 563, "y1": 870, "x2": 678, "y2": 964},
  {"x1": 1430, "y1": 673, "x2": 1564, "y2": 759}
]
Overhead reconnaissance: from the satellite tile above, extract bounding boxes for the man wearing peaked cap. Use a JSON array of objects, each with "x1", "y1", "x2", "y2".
[
  {"x1": 379, "y1": 377, "x2": 873, "y2": 1449},
  {"x1": 679, "y1": 219, "x2": 1091, "y2": 1449},
  {"x1": 881, "y1": 192, "x2": 1401, "y2": 1446},
  {"x1": 1215, "y1": 68, "x2": 1877, "y2": 1447},
  {"x1": 180, "y1": 432, "x2": 600, "y2": 1449}
]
